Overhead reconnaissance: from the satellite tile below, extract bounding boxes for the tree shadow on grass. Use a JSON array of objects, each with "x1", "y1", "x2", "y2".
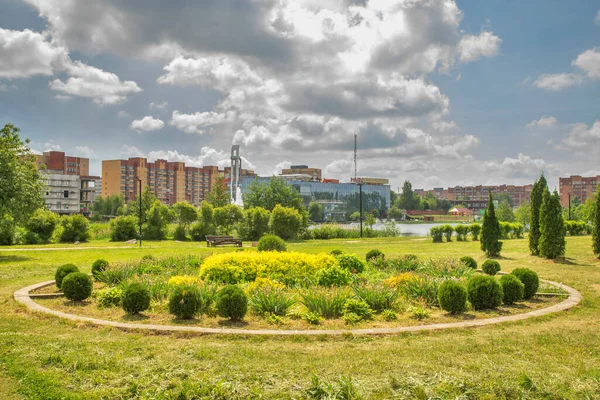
[
  {"x1": 62, "y1": 300, "x2": 91, "y2": 308},
  {"x1": 552, "y1": 257, "x2": 579, "y2": 265},
  {"x1": 444, "y1": 313, "x2": 476, "y2": 321},
  {"x1": 0, "y1": 255, "x2": 31, "y2": 264},
  {"x1": 122, "y1": 313, "x2": 150, "y2": 321},
  {"x1": 217, "y1": 319, "x2": 249, "y2": 328}
]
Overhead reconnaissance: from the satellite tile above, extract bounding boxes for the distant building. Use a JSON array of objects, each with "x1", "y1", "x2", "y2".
[
  {"x1": 41, "y1": 172, "x2": 81, "y2": 215},
  {"x1": 35, "y1": 151, "x2": 89, "y2": 176},
  {"x1": 417, "y1": 184, "x2": 532, "y2": 207},
  {"x1": 350, "y1": 177, "x2": 389, "y2": 185},
  {"x1": 559, "y1": 175, "x2": 600, "y2": 207},
  {"x1": 449, "y1": 207, "x2": 474, "y2": 217},
  {"x1": 281, "y1": 165, "x2": 322, "y2": 181}
]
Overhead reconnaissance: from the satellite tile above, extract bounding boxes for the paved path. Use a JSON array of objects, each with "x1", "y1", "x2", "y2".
[{"x1": 14, "y1": 273, "x2": 582, "y2": 336}]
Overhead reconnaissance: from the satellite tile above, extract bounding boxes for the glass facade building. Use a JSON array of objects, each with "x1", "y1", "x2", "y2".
[{"x1": 234, "y1": 176, "x2": 391, "y2": 220}]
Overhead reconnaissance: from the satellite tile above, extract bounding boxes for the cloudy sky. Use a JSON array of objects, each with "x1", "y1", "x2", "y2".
[{"x1": 1, "y1": 0, "x2": 599, "y2": 192}]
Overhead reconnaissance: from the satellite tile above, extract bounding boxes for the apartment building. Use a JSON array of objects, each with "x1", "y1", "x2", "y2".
[
  {"x1": 35, "y1": 151, "x2": 89, "y2": 175},
  {"x1": 417, "y1": 184, "x2": 533, "y2": 207},
  {"x1": 281, "y1": 165, "x2": 322, "y2": 181},
  {"x1": 102, "y1": 158, "x2": 230, "y2": 206},
  {"x1": 41, "y1": 172, "x2": 81, "y2": 215},
  {"x1": 558, "y1": 175, "x2": 600, "y2": 207}
]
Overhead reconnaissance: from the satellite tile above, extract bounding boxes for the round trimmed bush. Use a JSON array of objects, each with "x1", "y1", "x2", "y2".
[
  {"x1": 316, "y1": 265, "x2": 351, "y2": 287},
  {"x1": 122, "y1": 282, "x2": 151, "y2": 314},
  {"x1": 500, "y1": 274, "x2": 525, "y2": 305},
  {"x1": 55, "y1": 264, "x2": 80, "y2": 289},
  {"x1": 365, "y1": 249, "x2": 384, "y2": 262},
  {"x1": 257, "y1": 235, "x2": 287, "y2": 252},
  {"x1": 336, "y1": 254, "x2": 366, "y2": 274},
  {"x1": 91, "y1": 259, "x2": 109, "y2": 280},
  {"x1": 61, "y1": 272, "x2": 93, "y2": 301},
  {"x1": 460, "y1": 256, "x2": 477, "y2": 270},
  {"x1": 467, "y1": 275, "x2": 503, "y2": 310},
  {"x1": 168, "y1": 285, "x2": 202, "y2": 319},
  {"x1": 330, "y1": 249, "x2": 343, "y2": 256},
  {"x1": 437, "y1": 280, "x2": 467, "y2": 313},
  {"x1": 482, "y1": 260, "x2": 501, "y2": 276},
  {"x1": 216, "y1": 285, "x2": 248, "y2": 321},
  {"x1": 511, "y1": 268, "x2": 540, "y2": 300}
]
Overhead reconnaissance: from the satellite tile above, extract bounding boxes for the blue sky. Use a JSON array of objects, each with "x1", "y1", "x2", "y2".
[{"x1": 1, "y1": 0, "x2": 598, "y2": 191}]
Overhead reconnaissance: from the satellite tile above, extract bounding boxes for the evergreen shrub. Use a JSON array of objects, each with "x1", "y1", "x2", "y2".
[
  {"x1": 55, "y1": 264, "x2": 79, "y2": 289},
  {"x1": 482, "y1": 260, "x2": 501, "y2": 276},
  {"x1": 173, "y1": 225, "x2": 188, "y2": 241},
  {"x1": 110, "y1": 216, "x2": 138, "y2": 241},
  {"x1": 122, "y1": 282, "x2": 151, "y2": 314},
  {"x1": 61, "y1": 272, "x2": 93, "y2": 301},
  {"x1": 500, "y1": 274, "x2": 524, "y2": 305},
  {"x1": 216, "y1": 285, "x2": 248, "y2": 321},
  {"x1": 168, "y1": 285, "x2": 202, "y2": 319},
  {"x1": 365, "y1": 249, "x2": 384, "y2": 262},
  {"x1": 511, "y1": 268, "x2": 540, "y2": 299},
  {"x1": 460, "y1": 256, "x2": 477, "y2": 270},
  {"x1": 257, "y1": 234, "x2": 287, "y2": 252},
  {"x1": 467, "y1": 275, "x2": 503, "y2": 310},
  {"x1": 437, "y1": 280, "x2": 467, "y2": 313},
  {"x1": 91, "y1": 259, "x2": 109, "y2": 280},
  {"x1": 336, "y1": 254, "x2": 365, "y2": 274}
]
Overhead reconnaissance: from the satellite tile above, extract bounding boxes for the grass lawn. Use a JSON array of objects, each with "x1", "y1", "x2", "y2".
[{"x1": 1, "y1": 236, "x2": 599, "y2": 399}]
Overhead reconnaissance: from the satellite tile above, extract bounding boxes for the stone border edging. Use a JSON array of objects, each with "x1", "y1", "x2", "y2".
[{"x1": 14, "y1": 274, "x2": 582, "y2": 336}]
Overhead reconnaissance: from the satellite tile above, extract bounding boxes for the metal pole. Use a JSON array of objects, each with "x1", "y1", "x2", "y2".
[
  {"x1": 568, "y1": 193, "x2": 571, "y2": 221},
  {"x1": 359, "y1": 183, "x2": 363, "y2": 239},
  {"x1": 138, "y1": 179, "x2": 142, "y2": 248}
]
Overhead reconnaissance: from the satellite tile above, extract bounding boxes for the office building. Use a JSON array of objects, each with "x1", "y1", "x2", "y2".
[
  {"x1": 416, "y1": 184, "x2": 533, "y2": 207},
  {"x1": 559, "y1": 175, "x2": 600, "y2": 207},
  {"x1": 280, "y1": 165, "x2": 322, "y2": 181}
]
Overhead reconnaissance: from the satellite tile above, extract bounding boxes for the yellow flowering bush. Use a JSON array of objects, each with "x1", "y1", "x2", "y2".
[
  {"x1": 199, "y1": 251, "x2": 338, "y2": 285},
  {"x1": 383, "y1": 272, "x2": 418, "y2": 289},
  {"x1": 168, "y1": 275, "x2": 201, "y2": 287}
]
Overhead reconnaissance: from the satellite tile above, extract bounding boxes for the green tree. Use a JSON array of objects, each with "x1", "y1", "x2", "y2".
[
  {"x1": 59, "y1": 214, "x2": 91, "y2": 243},
  {"x1": 529, "y1": 174, "x2": 548, "y2": 255},
  {"x1": 496, "y1": 200, "x2": 515, "y2": 222},
  {"x1": 539, "y1": 190, "x2": 566, "y2": 259},
  {"x1": 269, "y1": 205, "x2": 302, "y2": 240},
  {"x1": 244, "y1": 178, "x2": 304, "y2": 212},
  {"x1": 238, "y1": 207, "x2": 271, "y2": 241},
  {"x1": 110, "y1": 216, "x2": 139, "y2": 241},
  {"x1": 143, "y1": 200, "x2": 169, "y2": 240},
  {"x1": 213, "y1": 204, "x2": 244, "y2": 235},
  {"x1": 207, "y1": 175, "x2": 230, "y2": 208},
  {"x1": 515, "y1": 201, "x2": 531, "y2": 227},
  {"x1": 308, "y1": 201, "x2": 324, "y2": 222},
  {"x1": 388, "y1": 206, "x2": 404, "y2": 220},
  {"x1": 395, "y1": 180, "x2": 421, "y2": 210},
  {"x1": 172, "y1": 202, "x2": 198, "y2": 229},
  {"x1": 0, "y1": 124, "x2": 44, "y2": 229},
  {"x1": 481, "y1": 192, "x2": 502, "y2": 257},
  {"x1": 26, "y1": 208, "x2": 59, "y2": 243},
  {"x1": 348, "y1": 211, "x2": 361, "y2": 221},
  {"x1": 592, "y1": 188, "x2": 600, "y2": 258}
]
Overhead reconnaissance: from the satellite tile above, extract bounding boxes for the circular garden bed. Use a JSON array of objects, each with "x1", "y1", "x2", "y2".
[{"x1": 16, "y1": 248, "x2": 581, "y2": 335}]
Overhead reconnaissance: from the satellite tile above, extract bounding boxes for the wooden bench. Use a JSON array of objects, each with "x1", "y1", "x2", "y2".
[{"x1": 206, "y1": 235, "x2": 242, "y2": 247}]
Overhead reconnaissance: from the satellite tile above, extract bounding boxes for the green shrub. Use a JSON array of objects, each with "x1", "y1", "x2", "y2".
[
  {"x1": 441, "y1": 224, "x2": 454, "y2": 242},
  {"x1": 168, "y1": 285, "x2": 202, "y2": 319},
  {"x1": 257, "y1": 234, "x2": 287, "y2": 252},
  {"x1": 454, "y1": 224, "x2": 469, "y2": 241},
  {"x1": 110, "y1": 216, "x2": 138, "y2": 241},
  {"x1": 122, "y1": 282, "x2": 151, "y2": 314},
  {"x1": 469, "y1": 224, "x2": 481, "y2": 241},
  {"x1": 190, "y1": 221, "x2": 212, "y2": 242},
  {"x1": 330, "y1": 249, "x2": 344, "y2": 256},
  {"x1": 460, "y1": 256, "x2": 477, "y2": 270},
  {"x1": 316, "y1": 265, "x2": 351, "y2": 287},
  {"x1": 61, "y1": 272, "x2": 93, "y2": 301},
  {"x1": 511, "y1": 268, "x2": 540, "y2": 300},
  {"x1": 238, "y1": 207, "x2": 270, "y2": 241},
  {"x1": 26, "y1": 208, "x2": 59, "y2": 243},
  {"x1": 249, "y1": 287, "x2": 296, "y2": 316},
  {"x1": 55, "y1": 264, "x2": 80, "y2": 289},
  {"x1": 91, "y1": 259, "x2": 109, "y2": 280},
  {"x1": 353, "y1": 284, "x2": 398, "y2": 312},
  {"x1": 437, "y1": 280, "x2": 467, "y2": 313},
  {"x1": 336, "y1": 254, "x2": 365, "y2": 274},
  {"x1": 269, "y1": 205, "x2": 303, "y2": 240},
  {"x1": 301, "y1": 289, "x2": 350, "y2": 319},
  {"x1": 173, "y1": 225, "x2": 188, "y2": 241},
  {"x1": 381, "y1": 309, "x2": 397, "y2": 321},
  {"x1": 95, "y1": 287, "x2": 123, "y2": 308},
  {"x1": 430, "y1": 226, "x2": 443, "y2": 243},
  {"x1": 409, "y1": 305, "x2": 430, "y2": 320},
  {"x1": 482, "y1": 260, "x2": 501, "y2": 276},
  {"x1": 500, "y1": 275, "x2": 525, "y2": 305},
  {"x1": 467, "y1": 275, "x2": 503, "y2": 310},
  {"x1": 365, "y1": 249, "x2": 384, "y2": 262},
  {"x1": 342, "y1": 312, "x2": 363, "y2": 325},
  {"x1": 343, "y1": 298, "x2": 373, "y2": 320},
  {"x1": 303, "y1": 312, "x2": 322, "y2": 325},
  {"x1": 59, "y1": 214, "x2": 90, "y2": 243},
  {"x1": 0, "y1": 215, "x2": 16, "y2": 245},
  {"x1": 216, "y1": 285, "x2": 248, "y2": 321}
]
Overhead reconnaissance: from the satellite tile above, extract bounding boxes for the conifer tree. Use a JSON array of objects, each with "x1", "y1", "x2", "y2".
[
  {"x1": 529, "y1": 174, "x2": 548, "y2": 255},
  {"x1": 539, "y1": 190, "x2": 566, "y2": 259},
  {"x1": 481, "y1": 192, "x2": 502, "y2": 257},
  {"x1": 592, "y1": 187, "x2": 600, "y2": 259}
]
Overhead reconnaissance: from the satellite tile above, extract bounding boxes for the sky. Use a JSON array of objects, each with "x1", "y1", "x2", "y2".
[{"x1": 0, "y1": 0, "x2": 599, "y2": 192}]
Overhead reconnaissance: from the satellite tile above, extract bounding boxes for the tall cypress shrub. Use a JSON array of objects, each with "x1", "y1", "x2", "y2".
[
  {"x1": 481, "y1": 192, "x2": 502, "y2": 257},
  {"x1": 529, "y1": 174, "x2": 547, "y2": 255},
  {"x1": 592, "y1": 187, "x2": 600, "y2": 259},
  {"x1": 539, "y1": 190, "x2": 566, "y2": 259}
]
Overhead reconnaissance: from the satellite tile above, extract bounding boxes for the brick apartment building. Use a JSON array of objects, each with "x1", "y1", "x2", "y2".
[
  {"x1": 101, "y1": 158, "x2": 256, "y2": 206},
  {"x1": 416, "y1": 184, "x2": 533, "y2": 208},
  {"x1": 558, "y1": 175, "x2": 600, "y2": 208}
]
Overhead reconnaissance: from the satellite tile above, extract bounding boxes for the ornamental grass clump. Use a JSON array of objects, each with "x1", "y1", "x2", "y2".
[
  {"x1": 122, "y1": 282, "x2": 151, "y2": 314},
  {"x1": 500, "y1": 275, "x2": 525, "y2": 305},
  {"x1": 336, "y1": 254, "x2": 365, "y2": 274},
  {"x1": 249, "y1": 287, "x2": 297, "y2": 316},
  {"x1": 55, "y1": 264, "x2": 79, "y2": 289},
  {"x1": 216, "y1": 285, "x2": 248, "y2": 321},
  {"x1": 460, "y1": 256, "x2": 477, "y2": 270},
  {"x1": 365, "y1": 249, "x2": 384, "y2": 262},
  {"x1": 353, "y1": 284, "x2": 398, "y2": 312},
  {"x1": 61, "y1": 272, "x2": 93, "y2": 301},
  {"x1": 300, "y1": 288, "x2": 350, "y2": 319},
  {"x1": 482, "y1": 260, "x2": 501, "y2": 276},
  {"x1": 511, "y1": 268, "x2": 540, "y2": 299},
  {"x1": 91, "y1": 259, "x2": 109, "y2": 280},
  {"x1": 467, "y1": 275, "x2": 503, "y2": 310},
  {"x1": 257, "y1": 234, "x2": 287, "y2": 252},
  {"x1": 168, "y1": 285, "x2": 202, "y2": 319},
  {"x1": 437, "y1": 280, "x2": 467, "y2": 313}
]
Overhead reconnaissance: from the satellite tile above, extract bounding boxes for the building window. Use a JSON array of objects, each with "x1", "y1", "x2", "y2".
[{"x1": 64, "y1": 190, "x2": 69, "y2": 198}]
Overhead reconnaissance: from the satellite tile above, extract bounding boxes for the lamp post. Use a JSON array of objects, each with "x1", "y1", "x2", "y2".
[
  {"x1": 359, "y1": 182, "x2": 363, "y2": 239},
  {"x1": 568, "y1": 192, "x2": 571, "y2": 221},
  {"x1": 138, "y1": 179, "x2": 142, "y2": 248}
]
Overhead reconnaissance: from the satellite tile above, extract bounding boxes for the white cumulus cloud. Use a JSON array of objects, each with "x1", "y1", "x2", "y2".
[
  {"x1": 526, "y1": 116, "x2": 557, "y2": 129},
  {"x1": 130, "y1": 116, "x2": 165, "y2": 132},
  {"x1": 533, "y1": 73, "x2": 582, "y2": 91},
  {"x1": 458, "y1": 31, "x2": 502, "y2": 63},
  {"x1": 573, "y1": 48, "x2": 600, "y2": 79}
]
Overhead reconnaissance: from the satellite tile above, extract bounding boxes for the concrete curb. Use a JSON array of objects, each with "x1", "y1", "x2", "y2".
[{"x1": 14, "y1": 275, "x2": 582, "y2": 336}]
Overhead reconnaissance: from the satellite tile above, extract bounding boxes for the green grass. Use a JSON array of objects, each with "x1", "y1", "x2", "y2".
[{"x1": 1, "y1": 236, "x2": 600, "y2": 398}]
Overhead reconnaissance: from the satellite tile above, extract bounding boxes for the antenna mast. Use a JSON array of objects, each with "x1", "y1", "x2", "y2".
[{"x1": 354, "y1": 132, "x2": 357, "y2": 180}]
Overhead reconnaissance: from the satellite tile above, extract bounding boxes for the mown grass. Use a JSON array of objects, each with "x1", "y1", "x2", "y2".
[{"x1": 1, "y1": 236, "x2": 599, "y2": 398}]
